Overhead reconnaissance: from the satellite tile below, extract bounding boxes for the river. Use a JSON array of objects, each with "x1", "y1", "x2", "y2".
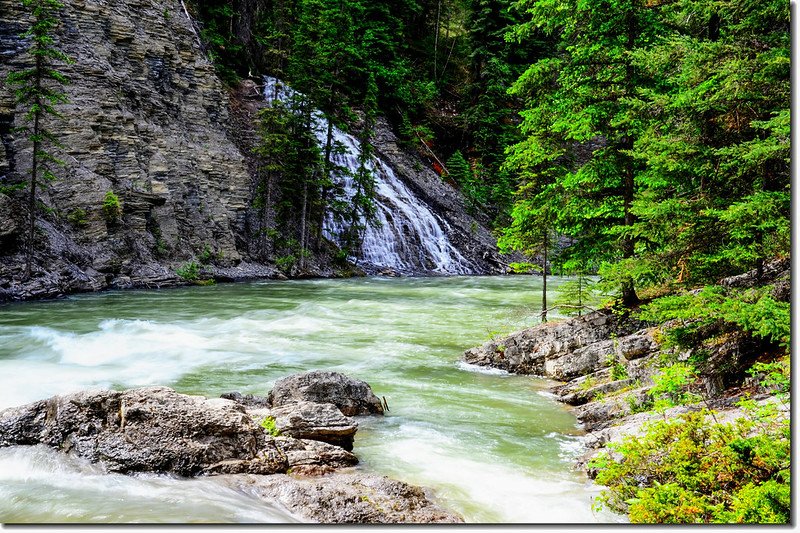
[{"x1": 0, "y1": 276, "x2": 617, "y2": 523}]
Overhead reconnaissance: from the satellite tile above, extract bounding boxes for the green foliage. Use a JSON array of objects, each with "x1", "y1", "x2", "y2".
[
  {"x1": 7, "y1": 0, "x2": 72, "y2": 276},
  {"x1": 198, "y1": 244, "x2": 215, "y2": 265},
  {"x1": 260, "y1": 416, "x2": 281, "y2": 436},
  {"x1": 275, "y1": 254, "x2": 296, "y2": 274},
  {"x1": 446, "y1": 150, "x2": 485, "y2": 211},
  {"x1": 606, "y1": 354, "x2": 628, "y2": 382},
  {"x1": 175, "y1": 261, "x2": 200, "y2": 282},
  {"x1": 591, "y1": 409, "x2": 790, "y2": 523},
  {"x1": 748, "y1": 358, "x2": 789, "y2": 396},
  {"x1": 66, "y1": 208, "x2": 87, "y2": 227},
  {"x1": 578, "y1": 376, "x2": 597, "y2": 392},
  {"x1": 640, "y1": 286, "x2": 790, "y2": 350},
  {"x1": 504, "y1": 0, "x2": 789, "y2": 304},
  {"x1": 102, "y1": 190, "x2": 122, "y2": 222},
  {"x1": 649, "y1": 362, "x2": 700, "y2": 410},
  {"x1": 626, "y1": 393, "x2": 653, "y2": 414}
]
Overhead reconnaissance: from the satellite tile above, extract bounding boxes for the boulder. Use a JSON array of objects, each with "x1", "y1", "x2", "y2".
[
  {"x1": 220, "y1": 391, "x2": 271, "y2": 408},
  {"x1": 266, "y1": 401, "x2": 358, "y2": 451},
  {"x1": 230, "y1": 472, "x2": 463, "y2": 523},
  {"x1": 268, "y1": 371, "x2": 384, "y2": 416},
  {"x1": 616, "y1": 329, "x2": 659, "y2": 361},
  {"x1": 0, "y1": 387, "x2": 296, "y2": 476}
]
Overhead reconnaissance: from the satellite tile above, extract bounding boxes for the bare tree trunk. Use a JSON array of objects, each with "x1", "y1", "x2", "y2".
[
  {"x1": 433, "y1": 0, "x2": 441, "y2": 80},
  {"x1": 299, "y1": 180, "x2": 308, "y2": 270},
  {"x1": 25, "y1": 53, "x2": 43, "y2": 281},
  {"x1": 541, "y1": 229, "x2": 548, "y2": 323}
]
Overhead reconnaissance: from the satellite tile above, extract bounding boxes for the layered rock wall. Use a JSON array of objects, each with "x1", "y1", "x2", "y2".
[{"x1": 0, "y1": 0, "x2": 255, "y2": 297}]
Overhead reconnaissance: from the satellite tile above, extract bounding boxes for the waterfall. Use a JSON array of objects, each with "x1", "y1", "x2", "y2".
[{"x1": 262, "y1": 77, "x2": 473, "y2": 275}]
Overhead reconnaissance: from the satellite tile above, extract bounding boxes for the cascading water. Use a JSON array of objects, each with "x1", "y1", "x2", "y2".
[{"x1": 263, "y1": 77, "x2": 473, "y2": 275}]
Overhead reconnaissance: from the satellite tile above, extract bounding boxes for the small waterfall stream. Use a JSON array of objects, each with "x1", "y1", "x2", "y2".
[{"x1": 263, "y1": 77, "x2": 473, "y2": 275}]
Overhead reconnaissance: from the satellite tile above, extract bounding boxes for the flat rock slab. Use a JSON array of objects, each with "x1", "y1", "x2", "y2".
[
  {"x1": 229, "y1": 472, "x2": 463, "y2": 523},
  {"x1": 268, "y1": 371, "x2": 384, "y2": 416}
]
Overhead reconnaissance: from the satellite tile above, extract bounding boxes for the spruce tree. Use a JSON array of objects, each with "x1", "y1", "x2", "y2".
[
  {"x1": 627, "y1": 0, "x2": 790, "y2": 286},
  {"x1": 6, "y1": 0, "x2": 71, "y2": 279},
  {"x1": 506, "y1": 0, "x2": 663, "y2": 306}
]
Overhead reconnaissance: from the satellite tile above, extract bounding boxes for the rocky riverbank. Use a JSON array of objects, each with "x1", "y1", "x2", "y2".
[
  {"x1": 463, "y1": 260, "x2": 790, "y2": 478},
  {"x1": 0, "y1": 370, "x2": 461, "y2": 523}
]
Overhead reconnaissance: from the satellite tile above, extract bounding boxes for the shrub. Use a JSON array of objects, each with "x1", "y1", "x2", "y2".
[
  {"x1": 102, "y1": 190, "x2": 122, "y2": 222},
  {"x1": 640, "y1": 286, "x2": 789, "y2": 350},
  {"x1": 175, "y1": 261, "x2": 200, "y2": 281},
  {"x1": 66, "y1": 208, "x2": 88, "y2": 227},
  {"x1": 276, "y1": 254, "x2": 296, "y2": 273},
  {"x1": 605, "y1": 353, "x2": 628, "y2": 381},
  {"x1": 591, "y1": 409, "x2": 790, "y2": 523},
  {"x1": 649, "y1": 362, "x2": 700, "y2": 410},
  {"x1": 260, "y1": 416, "x2": 280, "y2": 436},
  {"x1": 198, "y1": 244, "x2": 214, "y2": 265}
]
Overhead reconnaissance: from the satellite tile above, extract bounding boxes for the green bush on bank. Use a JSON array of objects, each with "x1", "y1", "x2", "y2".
[{"x1": 590, "y1": 406, "x2": 790, "y2": 523}]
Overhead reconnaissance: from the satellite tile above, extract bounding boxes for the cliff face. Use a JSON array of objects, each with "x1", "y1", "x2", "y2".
[
  {"x1": 0, "y1": 0, "x2": 259, "y2": 298},
  {"x1": 0, "y1": 0, "x2": 506, "y2": 300}
]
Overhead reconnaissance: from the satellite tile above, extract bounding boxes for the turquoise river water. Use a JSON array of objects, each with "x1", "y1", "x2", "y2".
[{"x1": 0, "y1": 276, "x2": 619, "y2": 523}]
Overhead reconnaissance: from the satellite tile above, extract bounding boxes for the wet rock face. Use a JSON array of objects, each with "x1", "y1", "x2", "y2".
[
  {"x1": 268, "y1": 371, "x2": 384, "y2": 416},
  {"x1": 232, "y1": 473, "x2": 463, "y2": 523},
  {"x1": 462, "y1": 309, "x2": 652, "y2": 379},
  {"x1": 0, "y1": 387, "x2": 288, "y2": 476}
]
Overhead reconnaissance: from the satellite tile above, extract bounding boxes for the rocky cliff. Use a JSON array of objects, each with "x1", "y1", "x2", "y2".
[
  {"x1": 0, "y1": 0, "x2": 504, "y2": 301},
  {"x1": 0, "y1": 0, "x2": 263, "y2": 299}
]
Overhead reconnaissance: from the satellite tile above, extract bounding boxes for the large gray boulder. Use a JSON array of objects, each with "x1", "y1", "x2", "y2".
[
  {"x1": 266, "y1": 401, "x2": 358, "y2": 451},
  {"x1": 0, "y1": 387, "x2": 291, "y2": 476},
  {"x1": 268, "y1": 371, "x2": 384, "y2": 416},
  {"x1": 230, "y1": 472, "x2": 463, "y2": 523}
]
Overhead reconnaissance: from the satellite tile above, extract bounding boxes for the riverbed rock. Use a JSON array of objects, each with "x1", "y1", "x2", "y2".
[
  {"x1": 230, "y1": 472, "x2": 463, "y2": 523},
  {"x1": 462, "y1": 309, "x2": 651, "y2": 379},
  {"x1": 268, "y1": 371, "x2": 384, "y2": 416},
  {"x1": 220, "y1": 391, "x2": 272, "y2": 408},
  {"x1": 0, "y1": 387, "x2": 310, "y2": 476},
  {"x1": 265, "y1": 401, "x2": 359, "y2": 451},
  {"x1": 273, "y1": 436, "x2": 358, "y2": 475}
]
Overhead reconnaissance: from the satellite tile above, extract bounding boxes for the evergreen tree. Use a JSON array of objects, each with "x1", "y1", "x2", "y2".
[
  {"x1": 626, "y1": 0, "x2": 790, "y2": 286},
  {"x1": 554, "y1": 268, "x2": 597, "y2": 317},
  {"x1": 6, "y1": 0, "x2": 71, "y2": 279},
  {"x1": 506, "y1": 0, "x2": 663, "y2": 306},
  {"x1": 345, "y1": 73, "x2": 379, "y2": 251}
]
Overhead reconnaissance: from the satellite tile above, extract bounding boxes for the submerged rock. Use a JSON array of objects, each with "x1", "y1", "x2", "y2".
[
  {"x1": 268, "y1": 371, "x2": 384, "y2": 416},
  {"x1": 230, "y1": 472, "x2": 463, "y2": 523}
]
